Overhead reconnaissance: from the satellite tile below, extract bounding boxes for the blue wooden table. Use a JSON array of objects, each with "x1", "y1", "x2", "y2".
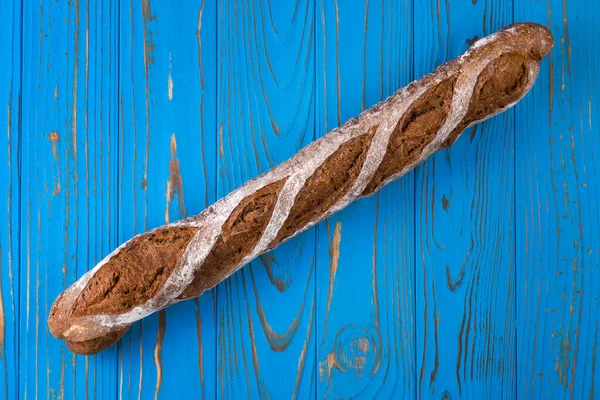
[{"x1": 1, "y1": 0, "x2": 599, "y2": 399}]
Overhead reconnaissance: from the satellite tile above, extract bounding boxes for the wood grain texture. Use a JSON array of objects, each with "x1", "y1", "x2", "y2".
[
  {"x1": 3, "y1": 0, "x2": 600, "y2": 398},
  {"x1": 118, "y1": 0, "x2": 217, "y2": 399},
  {"x1": 0, "y1": 0, "x2": 20, "y2": 398},
  {"x1": 515, "y1": 1, "x2": 600, "y2": 399},
  {"x1": 414, "y1": 1, "x2": 517, "y2": 398},
  {"x1": 20, "y1": 0, "x2": 119, "y2": 398},
  {"x1": 315, "y1": 0, "x2": 415, "y2": 398},
  {"x1": 216, "y1": 1, "x2": 316, "y2": 398}
]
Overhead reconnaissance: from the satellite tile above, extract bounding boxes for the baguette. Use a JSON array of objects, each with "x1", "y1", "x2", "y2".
[{"x1": 49, "y1": 22, "x2": 554, "y2": 354}]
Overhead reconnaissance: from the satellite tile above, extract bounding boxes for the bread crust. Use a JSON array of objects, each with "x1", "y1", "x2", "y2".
[{"x1": 48, "y1": 22, "x2": 554, "y2": 354}]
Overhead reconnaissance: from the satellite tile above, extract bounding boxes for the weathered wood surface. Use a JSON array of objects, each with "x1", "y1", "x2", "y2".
[
  {"x1": 414, "y1": 1, "x2": 517, "y2": 398},
  {"x1": 0, "y1": 1, "x2": 20, "y2": 399},
  {"x1": 4, "y1": 0, "x2": 599, "y2": 399},
  {"x1": 515, "y1": 1, "x2": 600, "y2": 399},
  {"x1": 118, "y1": 1, "x2": 217, "y2": 399},
  {"x1": 316, "y1": 0, "x2": 415, "y2": 398},
  {"x1": 216, "y1": 1, "x2": 316, "y2": 398},
  {"x1": 20, "y1": 0, "x2": 119, "y2": 398}
]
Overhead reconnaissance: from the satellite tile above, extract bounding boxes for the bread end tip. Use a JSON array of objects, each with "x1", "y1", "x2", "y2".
[{"x1": 505, "y1": 22, "x2": 555, "y2": 60}]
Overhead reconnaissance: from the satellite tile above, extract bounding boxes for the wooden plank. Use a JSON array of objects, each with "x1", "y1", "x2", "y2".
[
  {"x1": 117, "y1": 0, "x2": 218, "y2": 399},
  {"x1": 20, "y1": 0, "x2": 119, "y2": 398},
  {"x1": 315, "y1": 0, "x2": 415, "y2": 398},
  {"x1": 515, "y1": 1, "x2": 600, "y2": 398},
  {"x1": 0, "y1": 0, "x2": 20, "y2": 398},
  {"x1": 413, "y1": 1, "x2": 516, "y2": 398},
  {"x1": 215, "y1": 0, "x2": 316, "y2": 397}
]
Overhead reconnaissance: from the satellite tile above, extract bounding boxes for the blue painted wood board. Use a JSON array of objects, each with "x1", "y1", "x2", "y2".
[
  {"x1": 414, "y1": 2, "x2": 517, "y2": 398},
  {"x1": 1, "y1": 0, "x2": 599, "y2": 399},
  {"x1": 0, "y1": 0, "x2": 20, "y2": 398}
]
